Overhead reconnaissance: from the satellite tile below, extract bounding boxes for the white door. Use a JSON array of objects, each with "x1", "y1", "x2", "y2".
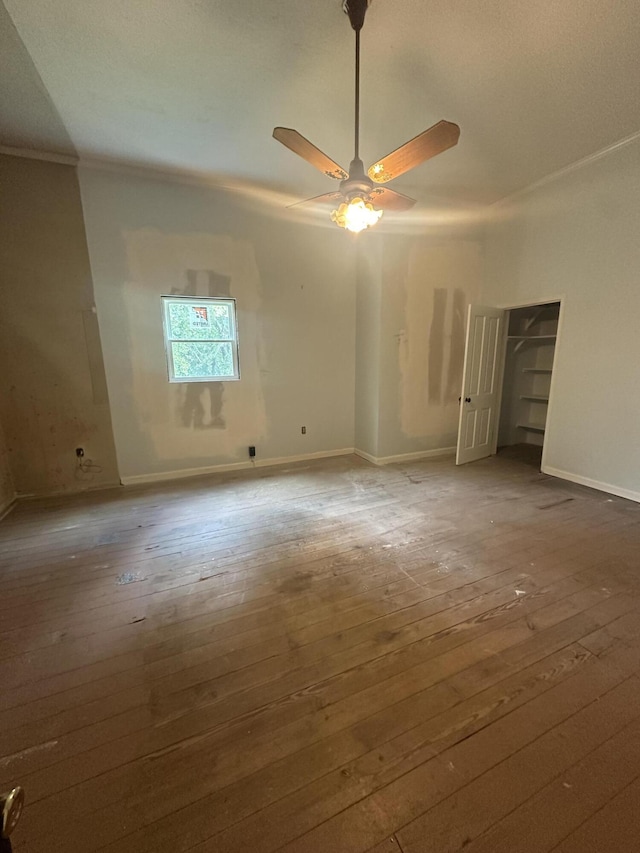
[{"x1": 456, "y1": 305, "x2": 505, "y2": 465}]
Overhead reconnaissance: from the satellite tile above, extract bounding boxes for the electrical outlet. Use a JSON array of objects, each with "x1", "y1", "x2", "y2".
[
  {"x1": 301, "y1": 426, "x2": 306, "y2": 435},
  {"x1": 248, "y1": 446, "x2": 256, "y2": 458}
]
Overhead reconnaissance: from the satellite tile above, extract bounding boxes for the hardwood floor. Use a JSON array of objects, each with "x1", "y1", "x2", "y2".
[{"x1": 1, "y1": 452, "x2": 640, "y2": 852}]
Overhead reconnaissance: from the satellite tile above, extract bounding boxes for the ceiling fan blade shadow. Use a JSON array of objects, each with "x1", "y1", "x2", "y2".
[
  {"x1": 288, "y1": 191, "x2": 344, "y2": 209},
  {"x1": 273, "y1": 128, "x2": 348, "y2": 180},
  {"x1": 368, "y1": 120, "x2": 460, "y2": 184},
  {"x1": 368, "y1": 187, "x2": 416, "y2": 212}
]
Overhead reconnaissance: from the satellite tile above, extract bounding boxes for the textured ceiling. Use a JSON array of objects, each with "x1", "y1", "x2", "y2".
[
  {"x1": 2, "y1": 0, "x2": 640, "y2": 208},
  {"x1": 0, "y1": 2, "x2": 76, "y2": 157}
]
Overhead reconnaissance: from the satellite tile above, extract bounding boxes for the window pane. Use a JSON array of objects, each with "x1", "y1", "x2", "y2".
[
  {"x1": 171, "y1": 341, "x2": 235, "y2": 379},
  {"x1": 167, "y1": 302, "x2": 232, "y2": 341}
]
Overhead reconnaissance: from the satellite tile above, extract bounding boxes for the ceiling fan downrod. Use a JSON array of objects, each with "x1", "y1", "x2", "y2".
[{"x1": 344, "y1": 0, "x2": 372, "y2": 192}]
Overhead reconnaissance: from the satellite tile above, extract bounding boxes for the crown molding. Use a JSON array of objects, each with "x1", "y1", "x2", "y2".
[
  {"x1": 0, "y1": 144, "x2": 78, "y2": 166},
  {"x1": 3, "y1": 125, "x2": 640, "y2": 210},
  {"x1": 493, "y1": 127, "x2": 640, "y2": 208},
  {"x1": 77, "y1": 154, "x2": 224, "y2": 190},
  {"x1": 0, "y1": 144, "x2": 227, "y2": 189}
]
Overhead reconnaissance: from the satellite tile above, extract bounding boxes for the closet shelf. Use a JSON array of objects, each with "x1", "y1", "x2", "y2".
[
  {"x1": 520, "y1": 395, "x2": 549, "y2": 403},
  {"x1": 507, "y1": 335, "x2": 556, "y2": 341},
  {"x1": 522, "y1": 368, "x2": 552, "y2": 374},
  {"x1": 517, "y1": 423, "x2": 546, "y2": 433}
]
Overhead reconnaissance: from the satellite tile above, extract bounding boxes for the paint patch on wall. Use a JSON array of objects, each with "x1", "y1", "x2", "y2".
[
  {"x1": 428, "y1": 289, "x2": 447, "y2": 404},
  {"x1": 181, "y1": 382, "x2": 225, "y2": 429},
  {"x1": 399, "y1": 240, "x2": 481, "y2": 439},
  {"x1": 445, "y1": 288, "x2": 467, "y2": 404},
  {"x1": 121, "y1": 230, "x2": 268, "y2": 465}
]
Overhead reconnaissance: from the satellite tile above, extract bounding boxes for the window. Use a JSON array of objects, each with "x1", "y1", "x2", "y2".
[{"x1": 162, "y1": 296, "x2": 240, "y2": 382}]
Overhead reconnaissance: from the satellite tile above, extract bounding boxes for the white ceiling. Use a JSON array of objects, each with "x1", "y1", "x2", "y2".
[{"x1": 2, "y1": 0, "x2": 640, "y2": 208}]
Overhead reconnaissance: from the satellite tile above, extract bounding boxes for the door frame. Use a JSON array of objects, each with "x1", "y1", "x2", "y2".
[{"x1": 490, "y1": 295, "x2": 566, "y2": 472}]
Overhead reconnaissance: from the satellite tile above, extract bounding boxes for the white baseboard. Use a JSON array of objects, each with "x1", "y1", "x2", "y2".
[
  {"x1": 120, "y1": 448, "x2": 356, "y2": 486},
  {"x1": 542, "y1": 465, "x2": 640, "y2": 504},
  {"x1": 354, "y1": 447, "x2": 456, "y2": 466},
  {"x1": 353, "y1": 448, "x2": 377, "y2": 464}
]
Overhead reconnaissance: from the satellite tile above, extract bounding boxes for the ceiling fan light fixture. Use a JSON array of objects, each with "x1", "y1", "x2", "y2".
[
  {"x1": 273, "y1": 0, "x2": 458, "y2": 227},
  {"x1": 330, "y1": 197, "x2": 383, "y2": 233}
]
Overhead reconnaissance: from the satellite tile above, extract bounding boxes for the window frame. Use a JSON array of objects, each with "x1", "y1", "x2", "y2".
[{"x1": 161, "y1": 295, "x2": 240, "y2": 383}]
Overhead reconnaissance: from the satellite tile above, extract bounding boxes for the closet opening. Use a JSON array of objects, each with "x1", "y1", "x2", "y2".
[{"x1": 496, "y1": 300, "x2": 560, "y2": 469}]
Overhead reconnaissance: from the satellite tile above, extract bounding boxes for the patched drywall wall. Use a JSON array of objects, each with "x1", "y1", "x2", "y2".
[
  {"x1": 355, "y1": 231, "x2": 482, "y2": 460},
  {"x1": 78, "y1": 167, "x2": 356, "y2": 481},
  {"x1": 0, "y1": 155, "x2": 120, "y2": 495},
  {"x1": 392, "y1": 237, "x2": 481, "y2": 452},
  {"x1": 483, "y1": 137, "x2": 640, "y2": 500},
  {"x1": 354, "y1": 242, "x2": 382, "y2": 458},
  {"x1": 122, "y1": 232, "x2": 268, "y2": 467}
]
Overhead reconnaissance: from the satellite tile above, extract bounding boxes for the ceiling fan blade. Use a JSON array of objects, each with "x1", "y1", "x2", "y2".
[
  {"x1": 288, "y1": 191, "x2": 344, "y2": 209},
  {"x1": 368, "y1": 187, "x2": 416, "y2": 212},
  {"x1": 273, "y1": 128, "x2": 348, "y2": 180},
  {"x1": 368, "y1": 120, "x2": 460, "y2": 184}
]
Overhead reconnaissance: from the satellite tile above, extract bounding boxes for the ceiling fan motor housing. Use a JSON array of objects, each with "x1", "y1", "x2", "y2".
[
  {"x1": 344, "y1": 0, "x2": 369, "y2": 31},
  {"x1": 341, "y1": 157, "x2": 375, "y2": 201}
]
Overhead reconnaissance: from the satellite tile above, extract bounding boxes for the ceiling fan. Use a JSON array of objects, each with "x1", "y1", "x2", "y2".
[{"x1": 273, "y1": 0, "x2": 460, "y2": 233}]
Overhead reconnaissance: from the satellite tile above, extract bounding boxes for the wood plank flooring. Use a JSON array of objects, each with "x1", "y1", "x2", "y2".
[{"x1": 1, "y1": 451, "x2": 640, "y2": 852}]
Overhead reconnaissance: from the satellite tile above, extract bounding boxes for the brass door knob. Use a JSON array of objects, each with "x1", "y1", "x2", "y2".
[{"x1": 1, "y1": 788, "x2": 24, "y2": 839}]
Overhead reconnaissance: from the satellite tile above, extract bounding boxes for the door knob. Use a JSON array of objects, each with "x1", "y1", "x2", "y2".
[
  {"x1": 465, "y1": 397, "x2": 471, "y2": 403},
  {"x1": 1, "y1": 787, "x2": 24, "y2": 840}
]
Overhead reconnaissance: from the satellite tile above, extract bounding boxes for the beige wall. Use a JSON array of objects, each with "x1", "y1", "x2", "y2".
[
  {"x1": 483, "y1": 137, "x2": 640, "y2": 501},
  {"x1": 78, "y1": 167, "x2": 356, "y2": 482},
  {"x1": 0, "y1": 155, "x2": 119, "y2": 495},
  {"x1": 355, "y1": 230, "x2": 483, "y2": 461},
  {"x1": 0, "y1": 415, "x2": 14, "y2": 514}
]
